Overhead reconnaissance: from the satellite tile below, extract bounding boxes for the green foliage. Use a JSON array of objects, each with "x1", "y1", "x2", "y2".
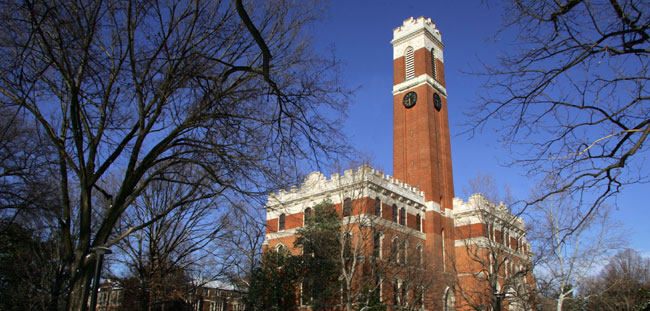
[
  {"x1": 294, "y1": 201, "x2": 342, "y2": 310},
  {"x1": 246, "y1": 249, "x2": 303, "y2": 311},
  {"x1": 296, "y1": 200, "x2": 341, "y2": 255}
]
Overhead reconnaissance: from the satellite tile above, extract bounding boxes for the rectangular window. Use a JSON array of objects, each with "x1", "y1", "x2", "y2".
[
  {"x1": 393, "y1": 239, "x2": 399, "y2": 263},
  {"x1": 279, "y1": 214, "x2": 285, "y2": 231},
  {"x1": 374, "y1": 233, "x2": 381, "y2": 259},
  {"x1": 375, "y1": 275, "x2": 382, "y2": 300},
  {"x1": 98, "y1": 292, "x2": 108, "y2": 306},
  {"x1": 374, "y1": 198, "x2": 381, "y2": 216},
  {"x1": 392, "y1": 205, "x2": 398, "y2": 222},
  {"x1": 343, "y1": 198, "x2": 352, "y2": 216},
  {"x1": 394, "y1": 281, "x2": 400, "y2": 306}
]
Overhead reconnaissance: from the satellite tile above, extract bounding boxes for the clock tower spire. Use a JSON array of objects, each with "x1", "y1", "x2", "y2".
[{"x1": 391, "y1": 17, "x2": 454, "y2": 210}]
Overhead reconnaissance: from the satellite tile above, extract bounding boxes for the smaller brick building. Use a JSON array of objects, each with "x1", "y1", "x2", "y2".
[
  {"x1": 190, "y1": 280, "x2": 245, "y2": 311},
  {"x1": 94, "y1": 279, "x2": 244, "y2": 311}
]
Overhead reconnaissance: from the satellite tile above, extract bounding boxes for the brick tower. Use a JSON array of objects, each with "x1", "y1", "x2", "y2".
[
  {"x1": 391, "y1": 16, "x2": 455, "y2": 275},
  {"x1": 391, "y1": 16, "x2": 454, "y2": 209}
]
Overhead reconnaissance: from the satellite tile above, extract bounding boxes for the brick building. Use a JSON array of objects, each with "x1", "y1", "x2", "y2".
[
  {"x1": 96, "y1": 280, "x2": 123, "y2": 311},
  {"x1": 264, "y1": 17, "x2": 534, "y2": 311},
  {"x1": 190, "y1": 280, "x2": 245, "y2": 311},
  {"x1": 94, "y1": 279, "x2": 244, "y2": 311}
]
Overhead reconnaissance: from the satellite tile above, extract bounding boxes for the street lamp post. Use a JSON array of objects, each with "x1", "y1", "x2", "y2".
[{"x1": 89, "y1": 246, "x2": 112, "y2": 311}]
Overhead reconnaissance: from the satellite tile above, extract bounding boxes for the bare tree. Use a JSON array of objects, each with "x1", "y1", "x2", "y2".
[
  {"x1": 0, "y1": 107, "x2": 69, "y2": 311},
  {"x1": 0, "y1": 107, "x2": 58, "y2": 226},
  {"x1": 469, "y1": 0, "x2": 650, "y2": 230},
  {"x1": 581, "y1": 249, "x2": 650, "y2": 310},
  {"x1": 221, "y1": 201, "x2": 267, "y2": 290},
  {"x1": 112, "y1": 171, "x2": 231, "y2": 311},
  {"x1": 0, "y1": 0, "x2": 350, "y2": 310},
  {"x1": 454, "y1": 174, "x2": 536, "y2": 311},
  {"x1": 528, "y1": 176, "x2": 626, "y2": 311}
]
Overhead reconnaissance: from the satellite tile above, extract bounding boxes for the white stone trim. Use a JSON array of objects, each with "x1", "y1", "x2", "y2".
[
  {"x1": 455, "y1": 236, "x2": 490, "y2": 247},
  {"x1": 267, "y1": 166, "x2": 428, "y2": 219},
  {"x1": 425, "y1": 200, "x2": 441, "y2": 213},
  {"x1": 265, "y1": 214, "x2": 426, "y2": 241},
  {"x1": 265, "y1": 227, "x2": 300, "y2": 241},
  {"x1": 454, "y1": 236, "x2": 530, "y2": 260},
  {"x1": 365, "y1": 214, "x2": 426, "y2": 239},
  {"x1": 392, "y1": 17, "x2": 444, "y2": 61},
  {"x1": 452, "y1": 194, "x2": 527, "y2": 233},
  {"x1": 392, "y1": 74, "x2": 447, "y2": 97},
  {"x1": 393, "y1": 34, "x2": 444, "y2": 62}
]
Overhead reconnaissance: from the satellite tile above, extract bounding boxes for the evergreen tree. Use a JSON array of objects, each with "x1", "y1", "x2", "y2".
[
  {"x1": 246, "y1": 249, "x2": 302, "y2": 311},
  {"x1": 295, "y1": 201, "x2": 342, "y2": 310}
]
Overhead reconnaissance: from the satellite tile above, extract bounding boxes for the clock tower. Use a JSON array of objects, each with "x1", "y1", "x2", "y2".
[{"x1": 391, "y1": 17, "x2": 454, "y2": 210}]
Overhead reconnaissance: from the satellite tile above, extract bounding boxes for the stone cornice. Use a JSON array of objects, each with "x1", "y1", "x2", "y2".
[{"x1": 392, "y1": 74, "x2": 447, "y2": 97}]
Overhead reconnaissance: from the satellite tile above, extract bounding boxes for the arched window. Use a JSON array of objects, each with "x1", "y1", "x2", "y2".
[
  {"x1": 304, "y1": 207, "x2": 312, "y2": 225},
  {"x1": 431, "y1": 48, "x2": 437, "y2": 80},
  {"x1": 343, "y1": 198, "x2": 352, "y2": 217},
  {"x1": 405, "y1": 47, "x2": 415, "y2": 80},
  {"x1": 401, "y1": 240, "x2": 408, "y2": 265},
  {"x1": 417, "y1": 244, "x2": 424, "y2": 266},
  {"x1": 443, "y1": 287, "x2": 455, "y2": 311},
  {"x1": 392, "y1": 204, "x2": 398, "y2": 222},
  {"x1": 279, "y1": 213, "x2": 286, "y2": 231},
  {"x1": 274, "y1": 243, "x2": 286, "y2": 252},
  {"x1": 399, "y1": 207, "x2": 406, "y2": 225},
  {"x1": 374, "y1": 232, "x2": 384, "y2": 259},
  {"x1": 416, "y1": 214, "x2": 421, "y2": 231},
  {"x1": 374, "y1": 198, "x2": 382, "y2": 216}
]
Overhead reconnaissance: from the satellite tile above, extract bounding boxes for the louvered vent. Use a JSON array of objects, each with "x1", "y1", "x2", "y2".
[
  {"x1": 431, "y1": 48, "x2": 437, "y2": 80},
  {"x1": 405, "y1": 47, "x2": 415, "y2": 80}
]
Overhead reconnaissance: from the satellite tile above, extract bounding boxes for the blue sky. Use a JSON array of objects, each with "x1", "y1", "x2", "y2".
[{"x1": 310, "y1": 1, "x2": 649, "y2": 255}]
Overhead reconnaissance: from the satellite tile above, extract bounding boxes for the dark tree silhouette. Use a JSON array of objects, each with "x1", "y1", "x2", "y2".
[
  {"x1": 470, "y1": 0, "x2": 650, "y2": 231},
  {"x1": 0, "y1": 0, "x2": 351, "y2": 310}
]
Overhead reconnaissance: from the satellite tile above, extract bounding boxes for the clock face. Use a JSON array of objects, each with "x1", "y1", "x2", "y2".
[
  {"x1": 433, "y1": 93, "x2": 442, "y2": 111},
  {"x1": 403, "y1": 91, "x2": 417, "y2": 109}
]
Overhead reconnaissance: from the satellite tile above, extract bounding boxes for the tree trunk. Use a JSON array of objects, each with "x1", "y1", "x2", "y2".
[
  {"x1": 47, "y1": 265, "x2": 67, "y2": 311},
  {"x1": 68, "y1": 267, "x2": 93, "y2": 311}
]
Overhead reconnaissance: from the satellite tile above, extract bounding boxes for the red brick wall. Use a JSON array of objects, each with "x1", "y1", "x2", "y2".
[{"x1": 393, "y1": 57, "x2": 405, "y2": 85}]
